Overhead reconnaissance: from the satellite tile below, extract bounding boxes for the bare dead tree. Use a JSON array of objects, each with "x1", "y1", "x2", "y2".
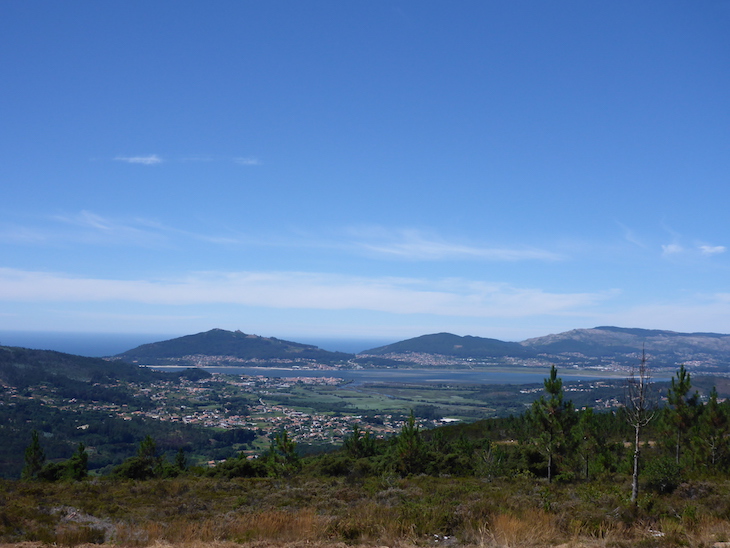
[{"x1": 625, "y1": 348, "x2": 656, "y2": 504}]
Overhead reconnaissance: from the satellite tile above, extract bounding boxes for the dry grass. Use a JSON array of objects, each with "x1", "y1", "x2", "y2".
[
  {"x1": 7, "y1": 476, "x2": 730, "y2": 547},
  {"x1": 463, "y1": 509, "x2": 563, "y2": 548},
  {"x1": 116, "y1": 509, "x2": 330, "y2": 545}
]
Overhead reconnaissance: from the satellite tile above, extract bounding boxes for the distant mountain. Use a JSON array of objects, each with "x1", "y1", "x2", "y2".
[
  {"x1": 361, "y1": 327, "x2": 730, "y2": 371},
  {"x1": 114, "y1": 328, "x2": 353, "y2": 366},
  {"x1": 103, "y1": 326, "x2": 730, "y2": 371},
  {"x1": 520, "y1": 326, "x2": 730, "y2": 369},
  {"x1": 362, "y1": 332, "x2": 534, "y2": 359}
]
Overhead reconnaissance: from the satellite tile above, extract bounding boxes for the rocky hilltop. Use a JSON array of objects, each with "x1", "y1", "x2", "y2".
[{"x1": 361, "y1": 326, "x2": 730, "y2": 372}]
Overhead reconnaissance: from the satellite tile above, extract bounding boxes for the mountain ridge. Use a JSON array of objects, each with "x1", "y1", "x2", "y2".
[
  {"x1": 362, "y1": 332, "x2": 533, "y2": 358},
  {"x1": 106, "y1": 326, "x2": 730, "y2": 371},
  {"x1": 360, "y1": 326, "x2": 730, "y2": 370},
  {"x1": 114, "y1": 328, "x2": 353, "y2": 366}
]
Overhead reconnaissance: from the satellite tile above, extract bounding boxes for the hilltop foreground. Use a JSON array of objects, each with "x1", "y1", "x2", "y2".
[{"x1": 4, "y1": 475, "x2": 730, "y2": 548}]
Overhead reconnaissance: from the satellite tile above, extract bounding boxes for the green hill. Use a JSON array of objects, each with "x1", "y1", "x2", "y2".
[
  {"x1": 359, "y1": 327, "x2": 730, "y2": 371},
  {"x1": 362, "y1": 332, "x2": 534, "y2": 358},
  {"x1": 115, "y1": 328, "x2": 353, "y2": 365},
  {"x1": 0, "y1": 345, "x2": 160, "y2": 385}
]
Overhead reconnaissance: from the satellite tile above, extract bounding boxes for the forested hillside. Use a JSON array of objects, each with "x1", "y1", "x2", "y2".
[
  {"x1": 6, "y1": 364, "x2": 730, "y2": 548},
  {"x1": 114, "y1": 328, "x2": 353, "y2": 365}
]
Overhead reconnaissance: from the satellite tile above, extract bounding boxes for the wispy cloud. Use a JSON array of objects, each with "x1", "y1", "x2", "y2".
[
  {"x1": 700, "y1": 245, "x2": 726, "y2": 256},
  {"x1": 51, "y1": 211, "x2": 169, "y2": 246},
  {"x1": 658, "y1": 222, "x2": 725, "y2": 259},
  {"x1": 41, "y1": 211, "x2": 241, "y2": 247},
  {"x1": 114, "y1": 154, "x2": 163, "y2": 165},
  {"x1": 662, "y1": 242, "x2": 726, "y2": 258},
  {"x1": 662, "y1": 243, "x2": 684, "y2": 256},
  {"x1": 111, "y1": 154, "x2": 260, "y2": 166},
  {"x1": 616, "y1": 221, "x2": 646, "y2": 248},
  {"x1": 234, "y1": 157, "x2": 260, "y2": 166},
  {"x1": 347, "y1": 227, "x2": 561, "y2": 261},
  {"x1": 0, "y1": 268, "x2": 610, "y2": 319}
]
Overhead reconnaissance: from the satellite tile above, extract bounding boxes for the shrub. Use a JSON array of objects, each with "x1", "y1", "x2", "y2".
[{"x1": 644, "y1": 457, "x2": 682, "y2": 494}]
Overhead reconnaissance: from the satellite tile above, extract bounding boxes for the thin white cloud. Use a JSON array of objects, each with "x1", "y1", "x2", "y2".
[
  {"x1": 51, "y1": 211, "x2": 168, "y2": 246},
  {"x1": 661, "y1": 242, "x2": 727, "y2": 258},
  {"x1": 234, "y1": 157, "x2": 260, "y2": 166},
  {"x1": 111, "y1": 155, "x2": 260, "y2": 165},
  {"x1": 662, "y1": 243, "x2": 683, "y2": 255},
  {"x1": 0, "y1": 268, "x2": 610, "y2": 319},
  {"x1": 0, "y1": 225, "x2": 49, "y2": 244},
  {"x1": 45, "y1": 211, "x2": 242, "y2": 247},
  {"x1": 114, "y1": 154, "x2": 163, "y2": 165},
  {"x1": 699, "y1": 245, "x2": 726, "y2": 256},
  {"x1": 615, "y1": 221, "x2": 646, "y2": 248},
  {"x1": 348, "y1": 228, "x2": 562, "y2": 261}
]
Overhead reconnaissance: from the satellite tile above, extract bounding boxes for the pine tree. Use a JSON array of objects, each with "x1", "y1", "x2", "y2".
[
  {"x1": 574, "y1": 407, "x2": 599, "y2": 480},
  {"x1": 265, "y1": 430, "x2": 300, "y2": 477},
  {"x1": 666, "y1": 364, "x2": 700, "y2": 465},
  {"x1": 64, "y1": 442, "x2": 88, "y2": 481},
  {"x1": 530, "y1": 365, "x2": 574, "y2": 482},
  {"x1": 395, "y1": 410, "x2": 425, "y2": 476},
  {"x1": 174, "y1": 447, "x2": 188, "y2": 472},
  {"x1": 343, "y1": 424, "x2": 376, "y2": 458},
  {"x1": 698, "y1": 386, "x2": 729, "y2": 470},
  {"x1": 113, "y1": 435, "x2": 162, "y2": 479},
  {"x1": 21, "y1": 430, "x2": 46, "y2": 480}
]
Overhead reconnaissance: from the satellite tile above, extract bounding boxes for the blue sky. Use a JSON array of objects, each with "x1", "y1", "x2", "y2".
[{"x1": 2, "y1": 1, "x2": 730, "y2": 343}]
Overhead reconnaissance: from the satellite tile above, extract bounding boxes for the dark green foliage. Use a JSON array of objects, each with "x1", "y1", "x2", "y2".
[
  {"x1": 113, "y1": 435, "x2": 164, "y2": 480},
  {"x1": 175, "y1": 368, "x2": 212, "y2": 381},
  {"x1": 36, "y1": 443, "x2": 88, "y2": 482},
  {"x1": 413, "y1": 404, "x2": 441, "y2": 420},
  {"x1": 394, "y1": 410, "x2": 426, "y2": 476},
  {"x1": 343, "y1": 425, "x2": 376, "y2": 459},
  {"x1": 0, "y1": 346, "x2": 245, "y2": 478},
  {"x1": 115, "y1": 328, "x2": 352, "y2": 365},
  {"x1": 63, "y1": 442, "x2": 88, "y2": 481},
  {"x1": 174, "y1": 447, "x2": 187, "y2": 471},
  {"x1": 211, "y1": 428, "x2": 257, "y2": 445},
  {"x1": 206, "y1": 452, "x2": 269, "y2": 478},
  {"x1": 665, "y1": 364, "x2": 701, "y2": 465},
  {"x1": 697, "y1": 386, "x2": 730, "y2": 470},
  {"x1": 644, "y1": 456, "x2": 683, "y2": 494},
  {"x1": 528, "y1": 366, "x2": 575, "y2": 482},
  {"x1": 260, "y1": 430, "x2": 301, "y2": 477},
  {"x1": 364, "y1": 332, "x2": 533, "y2": 358},
  {"x1": 21, "y1": 430, "x2": 45, "y2": 480},
  {"x1": 22, "y1": 435, "x2": 87, "y2": 482},
  {"x1": 0, "y1": 345, "x2": 161, "y2": 385}
]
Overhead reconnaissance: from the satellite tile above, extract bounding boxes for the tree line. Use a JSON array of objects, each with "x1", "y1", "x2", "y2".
[{"x1": 20, "y1": 361, "x2": 730, "y2": 502}]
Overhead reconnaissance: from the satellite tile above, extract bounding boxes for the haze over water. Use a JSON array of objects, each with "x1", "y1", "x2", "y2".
[{"x1": 0, "y1": 331, "x2": 396, "y2": 357}]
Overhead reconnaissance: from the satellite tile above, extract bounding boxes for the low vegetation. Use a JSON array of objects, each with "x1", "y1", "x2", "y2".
[
  {"x1": 5, "y1": 363, "x2": 730, "y2": 546},
  {"x1": 4, "y1": 474, "x2": 730, "y2": 547}
]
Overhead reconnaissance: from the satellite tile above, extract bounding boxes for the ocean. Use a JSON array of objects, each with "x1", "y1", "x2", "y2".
[
  {"x1": 0, "y1": 331, "x2": 178, "y2": 357},
  {"x1": 0, "y1": 331, "x2": 396, "y2": 357}
]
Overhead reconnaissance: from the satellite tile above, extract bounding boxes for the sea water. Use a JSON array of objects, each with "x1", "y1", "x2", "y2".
[
  {"x1": 0, "y1": 331, "x2": 178, "y2": 357},
  {"x1": 0, "y1": 331, "x2": 395, "y2": 357}
]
